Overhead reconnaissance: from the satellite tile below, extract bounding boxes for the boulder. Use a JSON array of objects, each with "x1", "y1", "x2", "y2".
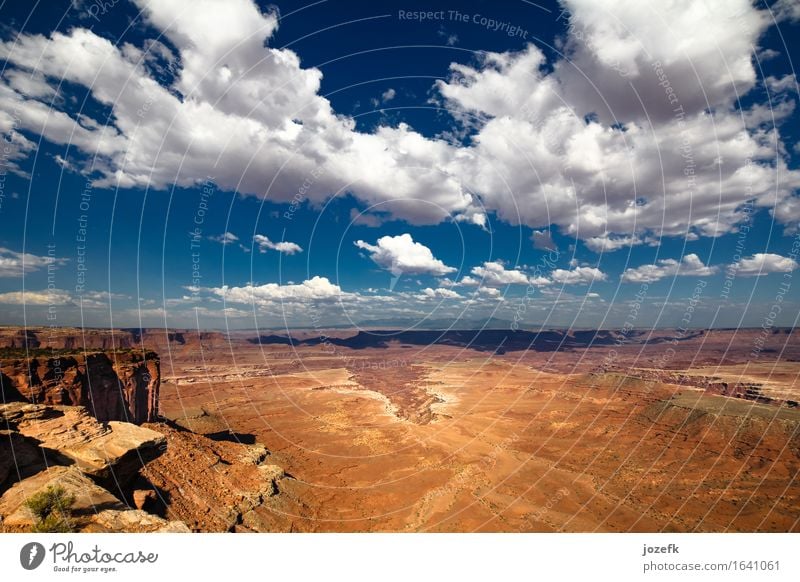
[{"x1": 132, "y1": 489, "x2": 157, "y2": 510}]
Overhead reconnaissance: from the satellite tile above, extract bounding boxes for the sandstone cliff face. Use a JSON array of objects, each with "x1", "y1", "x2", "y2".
[
  {"x1": 0, "y1": 327, "x2": 230, "y2": 353},
  {"x1": 0, "y1": 328, "x2": 136, "y2": 350},
  {"x1": 0, "y1": 351, "x2": 159, "y2": 424}
]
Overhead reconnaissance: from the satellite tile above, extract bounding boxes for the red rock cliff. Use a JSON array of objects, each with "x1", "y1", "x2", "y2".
[{"x1": 0, "y1": 350, "x2": 159, "y2": 424}]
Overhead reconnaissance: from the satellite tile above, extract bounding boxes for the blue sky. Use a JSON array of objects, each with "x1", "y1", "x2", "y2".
[{"x1": 0, "y1": 0, "x2": 799, "y2": 330}]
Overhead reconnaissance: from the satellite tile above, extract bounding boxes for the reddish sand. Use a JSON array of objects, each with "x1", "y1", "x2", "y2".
[{"x1": 154, "y1": 329, "x2": 800, "y2": 532}]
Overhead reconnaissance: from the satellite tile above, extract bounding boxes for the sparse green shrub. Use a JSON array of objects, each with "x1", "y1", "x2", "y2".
[{"x1": 25, "y1": 485, "x2": 76, "y2": 533}]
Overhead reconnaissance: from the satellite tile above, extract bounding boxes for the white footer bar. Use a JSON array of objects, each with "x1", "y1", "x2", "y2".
[{"x1": 2, "y1": 533, "x2": 797, "y2": 582}]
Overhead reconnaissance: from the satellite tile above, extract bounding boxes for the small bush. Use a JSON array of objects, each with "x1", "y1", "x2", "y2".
[
  {"x1": 31, "y1": 513, "x2": 75, "y2": 533},
  {"x1": 25, "y1": 485, "x2": 76, "y2": 533}
]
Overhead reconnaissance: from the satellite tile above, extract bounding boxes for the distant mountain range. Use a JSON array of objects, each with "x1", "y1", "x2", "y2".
[{"x1": 353, "y1": 317, "x2": 516, "y2": 330}]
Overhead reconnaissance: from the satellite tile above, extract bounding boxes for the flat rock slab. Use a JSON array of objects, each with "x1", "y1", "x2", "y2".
[{"x1": 1, "y1": 403, "x2": 165, "y2": 485}]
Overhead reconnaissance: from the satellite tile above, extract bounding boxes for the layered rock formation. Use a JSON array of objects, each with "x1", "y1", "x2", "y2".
[
  {"x1": 1, "y1": 403, "x2": 166, "y2": 488},
  {"x1": 0, "y1": 327, "x2": 230, "y2": 353},
  {"x1": 0, "y1": 327, "x2": 134, "y2": 351},
  {"x1": 139, "y1": 423, "x2": 308, "y2": 532},
  {"x1": 0, "y1": 350, "x2": 159, "y2": 424},
  {"x1": 0, "y1": 403, "x2": 188, "y2": 532},
  {"x1": 0, "y1": 401, "x2": 301, "y2": 532}
]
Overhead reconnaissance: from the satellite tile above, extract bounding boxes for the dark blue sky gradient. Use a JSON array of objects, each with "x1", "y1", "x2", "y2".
[{"x1": 0, "y1": 0, "x2": 798, "y2": 329}]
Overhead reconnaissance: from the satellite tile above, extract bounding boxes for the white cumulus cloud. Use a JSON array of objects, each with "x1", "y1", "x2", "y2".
[
  {"x1": 209, "y1": 232, "x2": 239, "y2": 245},
  {"x1": 0, "y1": 247, "x2": 67, "y2": 277},
  {"x1": 212, "y1": 276, "x2": 348, "y2": 306},
  {"x1": 253, "y1": 234, "x2": 303, "y2": 255},
  {"x1": 0, "y1": 288, "x2": 125, "y2": 307},
  {"x1": 550, "y1": 266, "x2": 608, "y2": 285},
  {"x1": 0, "y1": 289, "x2": 73, "y2": 305},
  {"x1": 0, "y1": 0, "x2": 797, "y2": 250},
  {"x1": 421, "y1": 287, "x2": 460, "y2": 299},
  {"x1": 730, "y1": 253, "x2": 798, "y2": 277},
  {"x1": 467, "y1": 260, "x2": 530, "y2": 286},
  {"x1": 355, "y1": 234, "x2": 455, "y2": 276},
  {"x1": 621, "y1": 253, "x2": 718, "y2": 283}
]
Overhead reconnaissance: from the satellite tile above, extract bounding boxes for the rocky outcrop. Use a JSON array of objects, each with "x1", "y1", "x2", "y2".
[
  {"x1": 140, "y1": 423, "x2": 306, "y2": 532},
  {"x1": 622, "y1": 369, "x2": 792, "y2": 407},
  {"x1": 0, "y1": 402, "x2": 189, "y2": 533},
  {"x1": 0, "y1": 403, "x2": 166, "y2": 490},
  {"x1": 0, "y1": 350, "x2": 159, "y2": 424},
  {"x1": 1, "y1": 401, "x2": 300, "y2": 532},
  {"x1": 0, "y1": 466, "x2": 188, "y2": 533}
]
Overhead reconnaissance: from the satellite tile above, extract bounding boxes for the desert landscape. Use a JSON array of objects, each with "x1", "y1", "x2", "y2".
[
  {"x1": 3, "y1": 3, "x2": 800, "y2": 579},
  {"x1": 2, "y1": 325, "x2": 798, "y2": 532}
]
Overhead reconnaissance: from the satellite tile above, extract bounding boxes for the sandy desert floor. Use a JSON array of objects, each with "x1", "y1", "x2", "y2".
[{"x1": 156, "y1": 331, "x2": 800, "y2": 532}]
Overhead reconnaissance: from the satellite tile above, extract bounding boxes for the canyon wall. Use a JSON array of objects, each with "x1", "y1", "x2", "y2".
[
  {"x1": 0, "y1": 327, "x2": 230, "y2": 352},
  {"x1": 0, "y1": 350, "x2": 159, "y2": 424}
]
